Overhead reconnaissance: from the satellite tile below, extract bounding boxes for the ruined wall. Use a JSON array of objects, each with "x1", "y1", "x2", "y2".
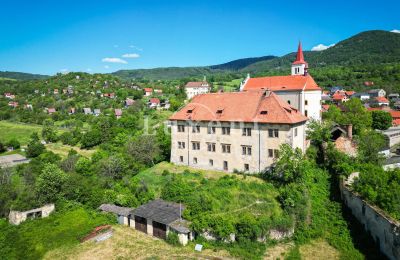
[
  {"x1": 340, "y1": 173, "x2": 400, "y2": 260},
  {"x1": 9, "y1": 204, "x2": 55, "y2": 225}
]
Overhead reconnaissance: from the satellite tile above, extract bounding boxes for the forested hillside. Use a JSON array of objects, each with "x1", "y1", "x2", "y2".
[{"x1": 0, "y1": 71, "x2": 49, "y2": 81}]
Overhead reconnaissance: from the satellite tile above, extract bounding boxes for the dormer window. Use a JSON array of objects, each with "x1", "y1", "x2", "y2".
[
  {"x1": 187, "y1": 109, "x2": 193, "y2": 113},
  {"x1": 260, "y1": 110, "x2": 268, "y2": 115}
]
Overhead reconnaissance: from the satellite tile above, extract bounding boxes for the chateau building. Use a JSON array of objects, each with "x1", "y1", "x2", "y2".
[
  {"x1": 240, "y1": 42, "x2": 322, "y2": 121},
  {"x1": 169, "y1": 90, "x2": 308, "y2": 173},
  {"x1": 184, "y1": 80, "x2": 210, "y2": 99}
]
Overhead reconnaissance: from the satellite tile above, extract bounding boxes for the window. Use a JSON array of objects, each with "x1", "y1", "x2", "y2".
[
  {"x1": 260, "y1": 110, "x2": 268, "y2": 115},
  {"x1": 223, "y1": 161, "x2": 228, "y2": 171},
  {"x1": 192, "y1": 142, "x2": 200, "y2": 150},
  {"x1": 242, "y1": 128, "x2": 251, "y2": 136},
  {"x1": 222, "y1": 127, "x2": 230, "y2": 135},
  {"x1": 207, "y1": 142, "x2": 216, "y2": 152},
  {"x1": 305, "y1": 110, "x2": 308, "y2": 117},
  {"x1": 209, "y1": 159, "x2": 213, "y2": 166},
  {"x1": 178, "y1": 141, "x2": 185, "y2": 149},
  {"x1": 244, "y1": 164, "x2": 249, "y2": 171},
  {"x1": 192, "y1": 125, "x2": 200, "y2": 133},
  {"x1": 207, "y1": 126, "x2": 216, "y2": 134},
  {"x1": 193, "y1": 157, "x2": 198, "y2": 164},
  {"x1": 178, "y1": 125, "x2": 185, "y2": 132},
  {"x1": 179, "y1": 156, "x2": 183, "y2": 162},
  {"x1": 269, "y1": 129, "x2": 279, "y2": 138},
  {"x1": 305, "y1": 100, "x2": 308, "y2": 106},
  {"x1": 294, "y1": 128, "x2": 298, "y2": 137},
  {"x1": 222, "y1": 144, "x2": 231, "y2": 153},
  {"x1": 274, "y1": 149, "x2": 279, "y2": 158},
  {"x1": 242, "y1": 145, "x2": 252, "y2": 155},
  {"x1": 268, "y1": 149, "x2": 273, "y2": 158},
  {"x1": 287, "y1": 100, "x2": 291, "y2": 105}
]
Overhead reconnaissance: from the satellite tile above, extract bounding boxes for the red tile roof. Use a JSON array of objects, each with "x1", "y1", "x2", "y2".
[
  {"x1": 243, "y1": 75, "x2": 320, "y2": 92},
  {"x1": 345, "y1": 91, "x2": 355, "y2": 96},
  {"x1": 115, "y1": 109, "x2": 122, "y2": 116},
  {"x1": 322, "y1": 105, "x2": 330, "y2": 112},
  {"x1": 185, "y1": 81, "x2": 209, "y2": 88},
  {"x1": 375, "y1": 96, "x2": 389, "y2": 103},
  {"x1": 393, "y1": 119, "x2": 400, "y2": 126},
  {"x1": 150, "y1": 98, "x2": 160, "y2": 104},
  {"x1": 144, "y1": 88, "x2": 153, "y2": 92},
  {"x1": 292, "y1": 42, "x2": 307, "y2": 65},
  {"x1": 332, "y1": 93, "x2": 347, "y2": 101},
  {"x1": 169, "y1": 90, "x2": 308, "y2": 124},
  {"x1": 390, "y1": 111, "x2": 400, "y2": 119}
]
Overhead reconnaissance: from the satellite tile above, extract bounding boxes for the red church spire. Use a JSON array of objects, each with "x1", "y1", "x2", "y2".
[{"x1": 292, "y1": 41, "x2": 307, "y2": 65}]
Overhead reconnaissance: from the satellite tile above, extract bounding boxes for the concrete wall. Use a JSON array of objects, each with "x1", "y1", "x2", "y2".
[
  {"x1": 170, "y1": 120, "x2": 306, "y2": 173},
  {"x1": 340, "y1": 173, "x2": 400, "y2": 260},
  {"x1": 146, "y1": 218, "x2": 153, "y2": 235},
  {"x1": 9, "y1": 204, "x2": 55, "y2": 225}
]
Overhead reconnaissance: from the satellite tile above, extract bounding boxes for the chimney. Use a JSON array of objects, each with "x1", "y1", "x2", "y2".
[
  {"x1": 263, "y1": 88, "x2": 271, "y2": 97},
  {"x1": 347, "y1": 124, "x2": 353, "y2": 139}
]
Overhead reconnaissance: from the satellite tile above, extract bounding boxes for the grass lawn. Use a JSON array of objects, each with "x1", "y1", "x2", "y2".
[
  {"x1": 0, "y1": 121, "x2": 43, "y2": 145},
  {"x1": 45, "y1": 142, "x2": 96, "y2": 158},
  {"x1": 134, "y1": 162, "x2": 282, "y2": 221},
  {"x1": 44, "y1": 225, "x2": 233, "y2": 260},
  {"x1": 212, "y1": 78, "x2": 244, "y2": 92}
]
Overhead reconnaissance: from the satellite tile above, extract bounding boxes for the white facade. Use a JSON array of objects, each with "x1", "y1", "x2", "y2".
[
  {"x1": 170, "y1": 121, "x2": 306, "y2": 173},
  {"x1": 185, "y1": 85, "x2": 210, "y2": 100},
  {"x1": 274, "y1": 90, "x2": 321, "y2": 121},
  {"x1": 291, "y1": 63, "x2": 307, "y2": 76}
]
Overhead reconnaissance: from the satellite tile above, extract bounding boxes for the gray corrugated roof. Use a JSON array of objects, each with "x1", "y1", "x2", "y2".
[
  {"x1": 98, "y1": 204, "x2": 134, "y2": 216},
  {"x1": 133, "y1": 199, "x2": 184, "y2": 225}
]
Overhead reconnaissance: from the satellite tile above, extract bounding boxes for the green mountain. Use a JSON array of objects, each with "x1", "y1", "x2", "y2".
[
  {"x1": 112, "y1": 56, "x2": 277, "y2": 80},
  {"x1": 0, "y1": 71, "x2": 49, "y2": 81},
  {"x1": 243, "y1": 30, "x2": 400, "y2": 73}
]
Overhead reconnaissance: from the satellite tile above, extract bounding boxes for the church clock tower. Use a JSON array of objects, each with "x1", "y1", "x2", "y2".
[{"x1": 291, "y1": 42, "x2": 308, "y2": 76}]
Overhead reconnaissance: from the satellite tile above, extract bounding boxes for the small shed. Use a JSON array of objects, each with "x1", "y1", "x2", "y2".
[
  {"x1": 98, "y1": 204, "x2": 133, "y2": 225},
  {"x1": 131, "y1": 199, "x2": 193, "y2": 245}
]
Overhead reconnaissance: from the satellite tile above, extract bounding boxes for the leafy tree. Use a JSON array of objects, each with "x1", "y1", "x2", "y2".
[
  {"x1": 59, "y1": 132, "x2": 76, "y2": 145},
  {"x1": 41, "y1": 119, "x2": 58, "y2": 143},
  {"x1": 371, "y1": 110, "x2": 392, "y2": 130},
  {"x1": 81, "y1": 129, "x2": 102, "y2": 149},
  {"x1": 341, "y1": 99, "x2": 372, "y2": 134},
  {"x1": 126, "y1": 135, "x2": 161, "y2": 166},
  {"x1": 0, "y1": 142, "x2": 6, "y2": 153},
  {"x1": 26, "y1": 133, "x2": 45, "y2": 158},
  {"x1": 322, "y1": 105, "x2": 342, "y2": 122},
  {"x1": 35, "y1": 164, "x2": 68, "y2": 203},
  {"x1": 75, "y1": 157, "x2": 92, "y2": 175},
  {"x1": 271, "y1": 144, "x2": 305, "y2": 183},
  {"x1": 97, "y1": 155, "x2": 127, "y2": 180},
  {"x1": 357, "y1": 130, "x2": 386, "y2": 165},
  {"x1": 6, "y1": 139, "x2": 20, "y2": 149}
]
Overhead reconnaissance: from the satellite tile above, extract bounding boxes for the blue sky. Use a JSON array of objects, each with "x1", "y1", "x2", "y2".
[{"x1": 0, "y1": 0, "x2": 399, "y2": 75}]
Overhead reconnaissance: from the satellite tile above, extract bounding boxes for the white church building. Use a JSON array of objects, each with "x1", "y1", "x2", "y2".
[{"x1": 240, "y1": 42, "x2": 322, "y2": 121}]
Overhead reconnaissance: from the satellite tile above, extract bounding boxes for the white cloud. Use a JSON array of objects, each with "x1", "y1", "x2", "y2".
[
  {"x1": 129, "y1": 45, "x2": 143, "y2": 51},
  {"x1": 311, "y1": 43, "x2": 335, "y2": 51},
  {"x1": 60, "y1": 69, "x2": 69, "y2": 74},
  {"x1": 122, "y1": 53, "x2": 140, "y2": 58},
  {"x1": 104, "y1": 65, "x2": 110, "y2": 69},
  {"x1": 391, "y1": 29, "x2": 400, "y2": 33},
  {"x1": 102, "y1": 57, "x2": 128, "y2": 64}
]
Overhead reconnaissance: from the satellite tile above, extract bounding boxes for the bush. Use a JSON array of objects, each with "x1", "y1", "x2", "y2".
[
  {"x1": 166, "y1": 231, "x2": 180, "y2": 246},
  {"x1": 6, "y1": 138, "x2": 20, "y2": 149}
]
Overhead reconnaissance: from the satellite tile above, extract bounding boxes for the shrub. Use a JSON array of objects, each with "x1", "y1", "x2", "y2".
[
  {"x1": 6, "y1": 138, "x2": 20, "y2": 149},
  {"x1": 166, "y1": 231, "x2": 180, "y2": 246}
]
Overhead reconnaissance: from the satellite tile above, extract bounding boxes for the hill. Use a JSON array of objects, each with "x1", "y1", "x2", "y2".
[
  {"x1": 209, "y1": 55, "x2": 276, "y2": 70},
  {"x1": 243, "y1": 30, "x2": 400, "y2": 73},
  {"x1": 0, "y1": 71, "x2": 49, "y2": 80}
]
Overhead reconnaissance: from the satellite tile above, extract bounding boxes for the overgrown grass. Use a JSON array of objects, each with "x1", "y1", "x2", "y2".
[
  {"x1": 0, "y1": 203, "x2": 115, "y2": 260},
  {"x1": 0, "y1": 121, "x2": 43, "y2": 145}
]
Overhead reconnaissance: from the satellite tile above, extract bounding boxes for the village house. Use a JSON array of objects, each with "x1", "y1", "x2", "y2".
[
  {"x1": 4, "y1": 93, "x2": 15, "y2": 99},
  {"x1": 169, "y1": 90, "x2": 308, "y2": 173},
  {"x1": 93, "y1": 108, "x2": 101, "y2": 116},
  {"x1": 368, "y1": 89, "x2": 386, "y2": 98},
  {"x1": 154, "y1": 89, "x2": 163, "y2": 94},
  {"x1": 83, "y1": 107, "x2": 92, "y2": 115},
  {"x1": 69, "y1": 107, "x2": 75, "y2": 115},
  {"x1": 352, "y1": 92, "x2": 370, "y2": 101},
  {"x1": 388, "y1": 93, "x2": 399, "y2": 100},
  {"x1": 332, "y1": 92, "x2": 349, "y2": 104},
  {"x1": 24, "y1": 104, "x2": 33, "y2": 110},
  {"x1": 371, "y1": 96, "x2": 390, "y2": 107},
  {"x1": 240, "y1": 42, "x2": 322, "y2": 121},
  {"x1": 144, "y1": 88, "x2": 153, "y2": 96},
  {"x1": 53, "y1": 89, "x2": 59, "y2": 95},
  {"x1": 8, "y1": 101, "x2": 18, "y2": 108},
  {"x1": 149, "y1": 98, "x2": 160, "y2": 109},
  {"x1": 115, "y1": 109, "x2": 122, "y2": 119},
  {"x1": 125, "y1": 98, "x2": 135, "y2": 107},
  {"x1": 184, "y1": 80, "x2": 210, "y2": 100},
  {"x1": 47, "y1": 108, "x2": 56, "y2": 114},
  {"x1": 104, "y1": 93, "x2": 115, "y2": 98}
]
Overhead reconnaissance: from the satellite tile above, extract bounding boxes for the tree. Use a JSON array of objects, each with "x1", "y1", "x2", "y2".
[
  {"x1": 35, "y1": 164, "x2": 68, "y2": 203},
  {"x1": 271, "y1": 144, "x2": 305, "y2": 183},
  {"x1": 371, "y1": 110, "x2": 392, "y2": 130},
  {"x1": 97, "y1": 155, "x2": 127, "y2": 180},
  {"x1": 322, "y1": 105, "x2": 342, "y2": 122},
  {"x1": 81, "y1": 129, "x2": 102, "y2": 149},
  {"x1": 357, "y1": 130, "x2": 386, "y2": 165},
  {"x1": 41, "y1": 119, "x2": 58, "y2": 143},
  {"x1": 6, "y1": 139, "x2": 20, "y2": 149},
  {"x1": 59, "y1": 132, "x2": 76, "y2": 145},
  {"x1": 26, "y1": 133, "x2": 45, "y2": 158},
  {"x1": 0, "y1": 142, "x2": 6, "y2": 153},
  {"x1": 126, "y1": 135, "x2": 161, "y2": 166},
  {"x1": 341, "y1": 99, "x2": 372, "y2": 134}
]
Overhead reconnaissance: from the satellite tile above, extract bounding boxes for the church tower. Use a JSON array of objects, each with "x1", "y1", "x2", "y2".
[{"x1": 291, "y1": 42, "x2": 308, "y2": 76}]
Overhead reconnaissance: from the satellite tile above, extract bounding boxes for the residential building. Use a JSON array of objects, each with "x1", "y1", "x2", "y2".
[
  {"x1": 240, "y1": 42, "x2": 322, "y2": 121},
  {"x1": 169, "y1": 90, "x2": 308, "y2": 173},
  {"x1": 184, "y1": 80, "x2": 210, "y2": 99},
  {"x1": 47, "y1": 108, "x2": 56, "y2": 114},
  {"x1": 8, "y1": 101, "x2": 18, "y2": 108},
  {"x1": 115, "y1": 109, "x2": 122, "y2": 119},
  {"x1": 125, "y1": 98, "x2": 135, "y2": 107},
  {"x1": 368, "y1": 89, "x2": 386, "y2": 98},
  {"x1": 144, "y1": 88, "x2": 153, "y2": 96},
  {"x1": 352, "y1": 92, "x2": 370, "y2": 101},
  {"x1": 332, "y1": 92, "x2": 348, "y2": 104},
  {"x1": 371, "y1": 96, "x2": 390, "y2": 107},
  {"x1": 93, "y1": 109, "x2": 101, "y2": 116},
  {"x1": 83, "y1": 107, "x2": 92, "y2": 115},
  {"x1": 149, "y1": 98, "x2": 160, "y2": 109}
]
